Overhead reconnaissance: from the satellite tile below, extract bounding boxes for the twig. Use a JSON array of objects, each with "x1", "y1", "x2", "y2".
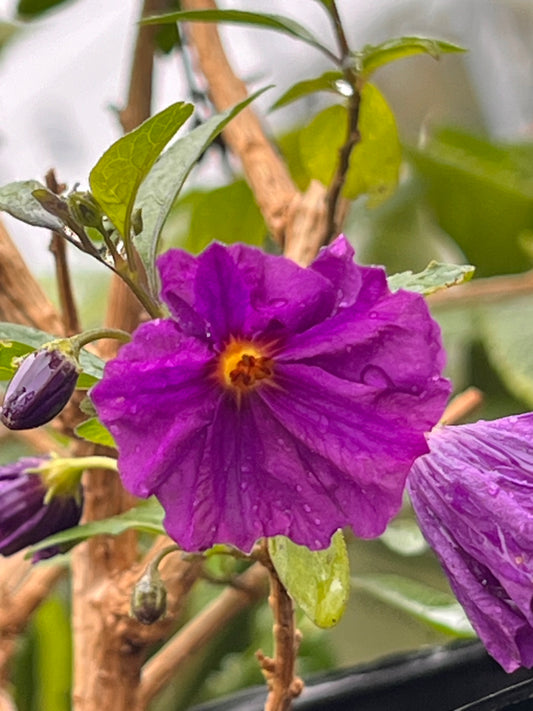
[
  {"x1": 441, "y1": 387, "x2": 484, "y2": 426},
  {"x1": 136, "y1": 562, "x2": 269, "y2": 708},
  {"x1": 428, "y1": 270, "x2": 533, "y2": 310},
  {"x1": 46, "y1": 170, "x2": 81, "y2": 336}
]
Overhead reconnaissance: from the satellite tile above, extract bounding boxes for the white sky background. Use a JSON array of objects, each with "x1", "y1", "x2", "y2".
[{"x1": 0, "y1": 0, "x2": 532, "y2": 275}]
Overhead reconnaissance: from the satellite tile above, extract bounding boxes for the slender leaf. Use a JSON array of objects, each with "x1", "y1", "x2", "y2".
[
  {"x1": 75, "y1": 418, "x2": 116, "y2": 448},
  {"x1": 356, "y1": 36, "x2": 465, "y2": 78},
  {"x1": 353, "y1": 574, "x2": 476, "y2": 638},
  {"x1": 142, "y1": 9, "x2": 335, "y2": 59},
  {"x1": 30, "y1": 498, "x2": 166, "y2": 555},
  {"x1": 271, "y1": 71, "x2": 344, "y2": 111},
  {"x1": 89, "y1": 101, "x2": 194, "y2": 239},
  {"x1": 0, "y1": 180, "x2": 65, "y2": 231},
  {"x1": 32, "y1": 597, "x2": 71, "y2": 711},
  {"x1": 17, "y1": 0, "x2": 74, "y2": 17},
  {"x1": 268, "y1": 531, "x2": 350, "y2": 628},
  {"x1": 388, "y1": 261, "x2": 475, "y2": 295},
  {"x1": 134, "y1": 89, "x2": 268, "y2": 293},
  {"x1": 0, "y1": 22, "x2": 20, "y2": 52}
]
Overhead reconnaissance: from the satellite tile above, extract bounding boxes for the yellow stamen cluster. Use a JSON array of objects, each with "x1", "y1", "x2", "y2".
[{"x1": 217, "y1": 340, "x2": 274, "y2": 394}]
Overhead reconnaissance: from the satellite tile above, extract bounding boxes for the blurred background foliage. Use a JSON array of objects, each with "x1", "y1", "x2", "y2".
[{"x1": 0, "y1": 0, "x2": 533, "y2": 708}]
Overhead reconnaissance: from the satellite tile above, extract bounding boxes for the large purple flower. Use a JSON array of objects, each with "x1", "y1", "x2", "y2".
[
  {"x1": 91, "y1": 236, "x2": 449, "y2": 552},
  {"x1": 408, "y1": 414, "x2": 533, "y2": 672}
]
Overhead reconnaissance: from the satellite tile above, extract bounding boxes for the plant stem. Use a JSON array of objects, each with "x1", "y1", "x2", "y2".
[{"x1": 72, "y1": 327, "x2": 132, "y2": 350}]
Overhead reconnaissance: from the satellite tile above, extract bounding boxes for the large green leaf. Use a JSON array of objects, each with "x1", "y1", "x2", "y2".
[
  {"x1": 134, "y1": 90, "x2": 267, "y2": 293},
  {"x1": 142, "y1": 9, "x2": 334, "y2": 58},
  {"x1": 271, "y1": 71, "x2": 344, "y2": 111},
  {"x1": 30, "y1": 498, "x2": 166, "y2": 555},
  {"x1": 0, "y1": 323, "x2": 105, "y2": 382},
  {"x1": 356, "y1": 36, "x2": 465, "y2": 78},
  {"x1": 0, "y1": 180, "x2": 65, "y2": 231},
  {"x1": 352, "y1": 573, "x2": 475, "y2": 638},
  {"x1": 268, "y1": 531, "x2": 350, "y2": 628},
  {"x1": 89, "y1": 101, "x2": 193, "y2": 239},
  {"x1": 388, "y1": 261, "x2": 475, "y2": 296},
  {"x1": 17, "y1": 0, "x2": 75, "y2": 16},
  {"x1": 299, "y1": 84, "x2": 401, "y2": 205},
  {"x1": 75, "y1": 418, "x2": 116, "y2": 448}
]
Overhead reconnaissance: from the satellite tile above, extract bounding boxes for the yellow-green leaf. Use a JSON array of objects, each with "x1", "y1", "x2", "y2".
[
  {"x1": 75, "y1": 418, "x2": 116, "y2": 448},
  {"x1": 356, "y1": 36, "x2": 465, "y2": 78},
  {"x1": 388, "y1": 262, "x2": 475, "y2": 295},
  {"x1": 268, "y1": 531, "x2": 350, "y2": 628}
]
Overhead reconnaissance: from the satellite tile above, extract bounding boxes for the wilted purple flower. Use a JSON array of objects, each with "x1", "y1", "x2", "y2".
[
  {"x1": 1, "y1": 347, "x2": 80, "y2": 430},
  {"x1": 408, "y1": 414, "x2": 533, "y2": 672},
  {"x1": 92, "y1": 236, "x2": 450, "y2": 552},
  {"x1": 0, "y1": 456, "x2": 82, "y2": 558}
]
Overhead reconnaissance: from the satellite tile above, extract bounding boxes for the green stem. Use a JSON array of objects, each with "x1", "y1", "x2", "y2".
[
  {"x1": 63, "y1": 456, "x2": 119, "y2": 472},
  {"x1": 72, "y1": 328, "x2": 132, "y2": 351}
]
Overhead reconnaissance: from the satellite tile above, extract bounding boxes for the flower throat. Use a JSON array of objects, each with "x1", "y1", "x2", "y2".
[{"x1": 218, "y1": 340, "x2": 274, "y2": 393}]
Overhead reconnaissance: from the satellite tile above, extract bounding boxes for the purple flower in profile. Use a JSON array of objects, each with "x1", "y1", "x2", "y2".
[
  {"x1": 408, "y1": 414, "x2": 533, "y2": 672},
  {"x1": 91, "y1": 236, "x2": 450, "y2": 553},
  {"x1": 0, "y1": 456, "x2": 82, "y2": 559}
]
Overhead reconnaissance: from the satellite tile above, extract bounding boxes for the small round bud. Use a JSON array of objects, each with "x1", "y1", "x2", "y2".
[
  {"x1": 130, "y1": 567, "x2": 167, "y2": 625},
  {"x1": 1, "y1": 347, "x2": 80, "y2": 430}
]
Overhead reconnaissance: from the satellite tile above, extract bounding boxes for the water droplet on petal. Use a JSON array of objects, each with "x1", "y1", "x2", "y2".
[
  {"x1": 303, "y1": 504, "x2": 311, "y2": 513},
  {"x1": 361, "y1": 364, "x2": 393, "y2": 389},
  {"x1": 296, "y1": 485, "x2": 302, "y2": 493},
  {"x1": 268, "y1": 298, "x2": 288, "y2": 308}
]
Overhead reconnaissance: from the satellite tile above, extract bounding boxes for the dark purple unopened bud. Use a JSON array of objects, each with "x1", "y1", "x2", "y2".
[
  {"x1": 0, "y1": 456, "x2": 82, "y2": 557},
  {"x1": 1, "y1": 347, "x2": 80, "y2": 430}
]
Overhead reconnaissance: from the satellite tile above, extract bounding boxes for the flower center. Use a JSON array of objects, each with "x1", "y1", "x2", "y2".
[{"x1": 218, "y1": 340, "x2": 274, "y2": 393}]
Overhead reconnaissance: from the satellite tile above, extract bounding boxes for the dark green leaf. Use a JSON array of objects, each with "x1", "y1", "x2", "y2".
[
  {"x1": 0, "y1": 22, "x2": 20, "y2": 52},
  {"x1": 300, "y1": 84, "x2": 401, "y2": 205},
  {"x1": 0, "y1": 180, "x2": 65, "y2": 231},
  {"x1": 268, "y1": 531, "x2": 350, "y2": 628},
  {"x1": 388, "y1": 261, "x2": 475, "y2": 295},
  {"x1": 352, "y1": 573, "x2": 475, "y2": 637},
  {"x1": 142, "y1": 9, "x2": 334, "y2": 58},
  {"x1": 356, "y1": 36, "x2": 465, "y2": 78},
  {"x1": 89, "y1": 101, "x2": 194, "y2": 239},
  {"x1": 134, "y1": 89, "x2": 268, "y2": 293},
  {"x1": 271, "y1": 71, "x2": 344, "y2": 111},
  {"x1": 75, "y1": 418, "x2": 116, "y2": 448},
  {"x1": 30, "y1": 498, "x2": 166, "y2": 555},
  {"x1": 17, "y1": 0, "x2": 75, "y2": 17}
]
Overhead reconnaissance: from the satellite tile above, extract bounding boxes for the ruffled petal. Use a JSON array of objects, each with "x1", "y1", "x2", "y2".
[{"x1": 308, "y1": 235, "x2": 362, "y2": 309}]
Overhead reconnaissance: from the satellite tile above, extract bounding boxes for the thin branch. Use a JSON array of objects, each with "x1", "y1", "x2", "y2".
[
  {"x1": 428, "y1": 269, "x2": 533, "y2": 310},
  {"x1": 441, "y1": 387, "x2": 484, "y2": 426}
]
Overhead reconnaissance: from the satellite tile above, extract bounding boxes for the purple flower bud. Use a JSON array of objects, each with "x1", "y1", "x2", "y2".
[
  {"x1": 1, "y1": 348, "x2": 80, "y2": 430},
  {"x1": 0, "y1": 456, "x2": 82, "y2": 557}
]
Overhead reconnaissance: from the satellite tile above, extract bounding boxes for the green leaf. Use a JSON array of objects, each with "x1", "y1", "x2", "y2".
[
  {"x1": 357, "y1": 36, "x2": 465, "y2": 78},
  {"x1": 0, "y1": 22, "x2": 20, "y2": 52},
  {"x1": 299, "y1": 84, "x2": 401, "y2": 205},
  {"x1": 75, "y1": 418, "x2": 116, "y2": 448},
  {"x1": 30, "y1": 498, "x2": 166, "y2": 555},
  {"x1": 89, "y1": 101, "x2": 194, "y2": 240},
  {"x1": 32, "y1": 596, "x2": 71, "y2": 711},
  {"x1": 134, "y1": 89, "x2": 268, "y2": 293},
  {"x1": 268, "y1": 531, "x2": 350, "y2": 628},
  {"x1": 271, "y1": 71, "x2": 344, "y2": 111},
  {"x1": 17, "y1": 0, "x2": 74, "y2": 17},
  {"x1": 379, "y1": 517, "x2": 428, "y2": 556},
  {"x1": 0, "y1": 323, "x2": 105, "y2": 382},
  {"x1": 387, "y1": 261, "x2": 475, "y2": 295},
  {"x1": 142, "y1": 9, "x2": 334, "y2": 58},
  {"x1": 0, "y1": 180, "x2": 65, "y2": 231},
  {"x1": 352, "y1": 573, "x2": 476, "y2": 638}
]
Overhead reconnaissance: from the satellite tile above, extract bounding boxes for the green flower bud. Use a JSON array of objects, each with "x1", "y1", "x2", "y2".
[{"x1": 130, "y1": 566, "x2": 167, "y2": 625}]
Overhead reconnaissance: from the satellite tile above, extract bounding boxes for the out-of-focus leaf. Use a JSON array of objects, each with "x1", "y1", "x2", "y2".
[
  {"x1": 478, "y1": 295, "x2": 533, "y2": 408},
  {"x1": 142, "y1": 9, "x2": 334, "y2": 58},
  {"x1": 32, "y1": 596, "x2": 71, "y2": 711},
  {"x1": 0, "y1": 180, "x2": 65, "y2": 231},
  {"x1": 134, "y1": 90, "x2": 267, "y2": 293},
  {"x1": 356, "y1": 36, "x2": 465, "y2": 78},
  {"x1": 0, "y1": 22, "x2": 20, "y2": 52},
  {"x1": 183, "y1": 181, "x2": 265, "y2": 254},
  {"x1": 0, "y1": 323, "x2": 105, "y2": 382},
  {"x1": 17, "y1": 0, "x2": 74, "y2": 17},
  {"x1": 409, "y1": 128, "x2": 533, "y2": 277},
  {"x1": 380, "y1": 517, "x2": 429, "y2": 556},
  {"x1": 388, "y1": 261, "x2": 475, "y2": 295},
  {"x1": 89, "y1": 101, "x2": 193, "y2": 239},
  {"x1": 30, "y1": 498, "x2": 165, "y2": 555},
  {"x1": 271, "y1": 71, "x2": 344, "y2": 111},
  {"x1": 299, "y1": 84, "x2": 401, "y2": 205},
  {"x1": 268, "y1": 531, "x2": 350, "y2": 628},
  {"x1": 75, "y1": 418, "x2": 116, "y2": 448},
  {"x1": 352, "y1": 573, "x2": 475, "y2": 637}
]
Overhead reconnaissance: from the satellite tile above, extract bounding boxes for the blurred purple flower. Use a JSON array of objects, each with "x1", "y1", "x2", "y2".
[
  {"x1": 408, "y1": 414, "x2": 533, "y2": 672},
  {"x1": 92, "y1": 236, "x2": 449, "y2": 552},
  {"x1": 0, "y1": 456, "x2": 82, "y2": 559}
]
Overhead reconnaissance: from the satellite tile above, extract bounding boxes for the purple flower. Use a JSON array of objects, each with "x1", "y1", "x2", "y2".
[
  {"x1": 91, "y1": 236, "x2": 450, "y2": 552},
  {"x1": 1, "y1": 347, "x2": 80, "y2": 430},
  {"x1": 408, "y1": 414, "x2": 533, "y2": 672},
  {"x1": 0, "y1": 456, "x2": 82, "y2": 558}
]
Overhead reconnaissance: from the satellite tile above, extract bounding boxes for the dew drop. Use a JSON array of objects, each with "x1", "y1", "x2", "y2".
[
  {"x1": 269, "y1": 298, "x2": 288, "y2": 308},
  {"x1": 487, "y1": 483, "x2": 499, "y2": 497},
  {"x1": 361, "y1": 364, "x2": 393, "y2": 389},
  {"x1": 314, "y1": 517, "x2": 321, "y2": 526},
  {"x1": 296, "y1": 485, "x2": 302, "y2": 493},
  {"x1": 369, "y1": 311, "x2": 378, "y2": 319},
  {"x1": 303, "y1": 504, "x2": 311, "y2": 513}
]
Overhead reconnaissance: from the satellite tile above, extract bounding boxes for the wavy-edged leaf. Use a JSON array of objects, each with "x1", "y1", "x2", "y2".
[
  {"x1": 388, "y1": 262, "x2": 475, "y2": 295},
  {"x1": 300, "y1": 84, "x2": 401, "y2": 205},
  {"x1": 142, "y1": 9, "x2": 334, "y2": 58},
  {"x1": 271, "y1": 71, "x2": 344, "y2": 111},
  {"x1": 352, "y1": 573, "x2": 475, "y2": 638},
  {"x1": 356, "y1": 36, "x2": 465, "y2": 78},
  {"x1": 75, "y1": 418, "x2": 116, "y2": 448},
  {"x1": 134, "y1": 89, "x2": 268, "y2": 293},
  {"x1": 0, "y1": 180, "x2": 65, "y2": 231},
  {"x1": 30, "y1": 498, "x2": 165, "y2": 555},
  {"x1": 89, "y1": 101, "x2": 193, "y2": 239},
  {"x1": 268, "y1": 531, "x2": 350, "y2": 628}
]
